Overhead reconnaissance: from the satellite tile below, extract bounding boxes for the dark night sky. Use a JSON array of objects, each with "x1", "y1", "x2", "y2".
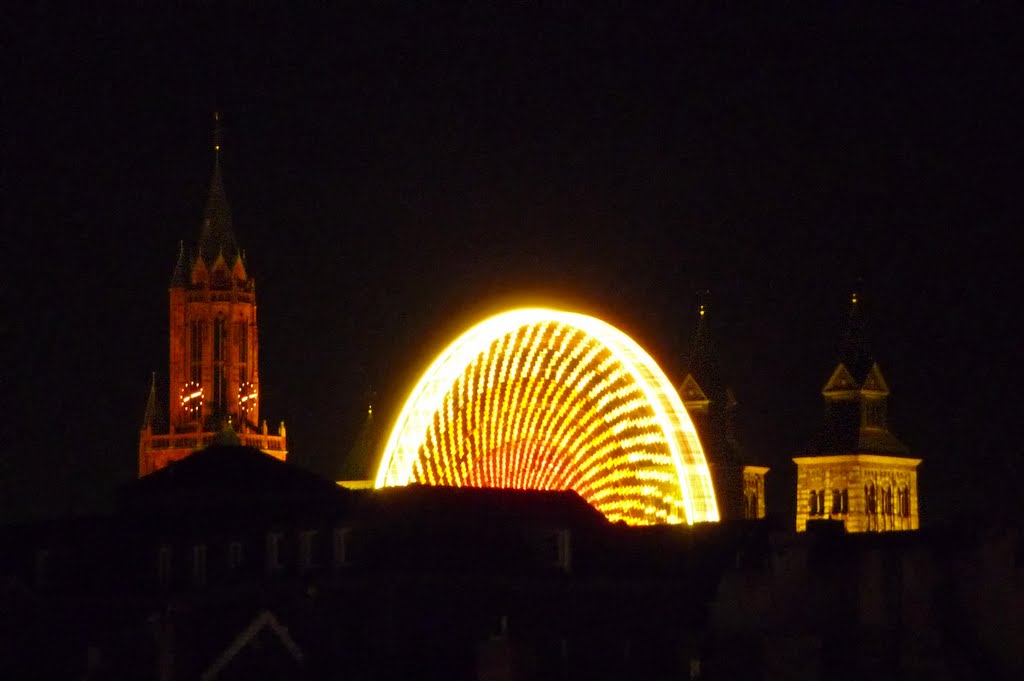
[{"x1": 3, "y1": 4, "x2": 1020, "y2": 524}]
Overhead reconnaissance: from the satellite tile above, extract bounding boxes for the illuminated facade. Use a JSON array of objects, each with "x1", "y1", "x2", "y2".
[
  {"x1": 794, "y1": 293, "x2": 920, "y2": 532},
  {"x1": 375, "y1": 308, "x2": 719, "y2": 525},
  {"x1": 677, "y1": 302, "x2": 768, "y2": 520},
  {"x1": 138, "y1": 114, "x2": 287, "y2": 476}
]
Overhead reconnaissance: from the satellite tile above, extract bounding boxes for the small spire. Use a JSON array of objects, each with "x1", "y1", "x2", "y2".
[
  {"x1": 170, "y1": 240, "x2": 188, "y2": 286},
  {"x1": 212, "y1": 111, "x2": 223, "y2": 155},
  {"x1": 838, "y1": 286, "x2": 873, "y2": 383},
  {"x1": 197, "y1": 113, "x2": 238, "y2": 264},
  {"x1": 681, "y1": 289, "x2": 718, "y2": 394},
  {"x1": 697, "y1": 288, "x2": 710, "y2": 317},
  {"x1": 141, "y1": 372, "x2": 160, "y2": 431}
]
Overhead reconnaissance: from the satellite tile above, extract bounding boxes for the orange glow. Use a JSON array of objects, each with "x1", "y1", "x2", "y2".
[
  {"x1": 238, "y1": 382, "x2": 258, "y2": 415},
  {"x1": 376, "y1": 308, "x2": 719, "y2": 525}
]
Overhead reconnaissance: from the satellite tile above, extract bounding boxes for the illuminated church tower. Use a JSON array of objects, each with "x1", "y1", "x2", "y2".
[
  {"x1": 793, "y1": 292, "x2": 920, "y2": 532},
  {"x1": 138, "y1": 114, "x2": 287, "y2": 476},
  {"x1": 678, "y1": 300, "x2": 768, "y2": 520}
]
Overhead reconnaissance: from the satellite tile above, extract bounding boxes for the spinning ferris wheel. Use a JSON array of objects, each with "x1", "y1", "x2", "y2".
[{"x1": 375, "y1": 308, "x2": 719, "y2": 526}]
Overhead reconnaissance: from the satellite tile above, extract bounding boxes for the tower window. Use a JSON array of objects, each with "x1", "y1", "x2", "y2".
[
  {"x1": 189, "y1": 321, "x2": 203, "y2": 383},
  {"x1": 213, "y1": 317, "x2": 227, "y2": 414},
  {"x1": 809, "y1": 491, "x2": 819, "y2": 516},
  {"x1": 213, "y1": 317, "x2": 226, "y2": 361},
  {"x1": 237, "y1": 322, "x2": 248, "y2": 363},
  {"x1": 832, "y1": 489, "x2": 842, "y2": 515},
  {"x1": 213, "y1": 366, "x2": 226, "y2": 415},
  {"x1": 862, "y1": 399, "x2": 886, "y2": 429}
]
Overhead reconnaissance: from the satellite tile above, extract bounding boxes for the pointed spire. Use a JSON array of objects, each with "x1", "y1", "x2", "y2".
[
  {"x1": 212, "y1": 110, "x2": 223, "y2": 156},
  {"x1": 142, "y1": 372, "x2": 161, "y2": 431},
  {"x1": 681, "y1": 290, "x2": 718, "y2": 389},
  {"x1": 679, "y1": 291, "x2": 743, "y2": 465},
  {"x1": 837, "y1": 285, "x2": 874, "y2": 383},
  {"x1": 339, "y1": 389, "x2": 381, "y2": 481},
  {"x1": 170, "y1": 240, "x2": 189, "y2": 287},
  {"x1": 198, "y1": 112, "x2": 238, "y2": 264}
]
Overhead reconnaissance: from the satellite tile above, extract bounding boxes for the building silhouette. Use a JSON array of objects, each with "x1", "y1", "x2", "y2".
[
  {"x1": 677, "y1": 300, "x2": 768, "y2": 521},
  {"x1": 793, "y1": 292, "x2": 921, "y2": 532},
  {"x1": 138, "y1": 113, "x2": 287, "y2": 476}
]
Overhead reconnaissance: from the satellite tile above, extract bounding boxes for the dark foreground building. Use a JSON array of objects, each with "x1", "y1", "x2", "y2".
[{"x1": 2, "y1": 445, "x2": 1022, "y2": 680}]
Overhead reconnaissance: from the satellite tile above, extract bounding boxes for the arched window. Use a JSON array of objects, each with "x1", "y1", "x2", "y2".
[
  {"x1": 809, "y1": 491, "x2": 818, "y2": 516},
  {"x1": 817, "y1": 490, "x2": 825, "y2": 517},
  {"x1": 865, "y1": 484, "x2": 876, "y2": 514},
  {"x1": 831, "y1": 490, "x2": 842, "y2": 515},
  {"x1": 841, "y1": 489, "x2": 849, "y2": 514},
  {"x1": 213, "y1": 317, "x2": 227, "y2": 414},
  {"x1": 189, "y1": 320, "x2": 203, "y2": 383},
  {"x1": 901, "y1": 487, "x2": 911, "y2": 517}
]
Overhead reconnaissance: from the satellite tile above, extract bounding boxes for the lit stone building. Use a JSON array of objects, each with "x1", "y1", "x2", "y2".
[
  {"x1": 678, "y1": 302, "x2": 768, "y2": 520},
  {"x1": 138, "y1": 114, "x2": 287, "y2": 476},
  {"x1": 793, "y1": 293, "x2": 920, "y2": 532}
]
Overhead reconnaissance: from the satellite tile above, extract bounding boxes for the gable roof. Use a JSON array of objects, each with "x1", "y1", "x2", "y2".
[
  {"x1": 119, "y1": 445, "x2": 350, "y2": 512},
  {"x1": 200, "y1": 610, "x2": 303, "y2": 681}
]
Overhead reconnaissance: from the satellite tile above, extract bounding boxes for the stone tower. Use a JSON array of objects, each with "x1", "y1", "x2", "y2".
[
  {"x1": 678, "y1": 299, "x2": 768, "y2": 520},
  {"x1": 793, "y1": 292, "x2": 920, "y2": 532},
  {"x1": 138, "y1": 114, "x2": 287, "y2": 476}
]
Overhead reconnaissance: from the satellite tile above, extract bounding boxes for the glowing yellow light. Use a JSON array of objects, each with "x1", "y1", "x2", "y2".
[
  {"x1": 238, "y1": 382, "x2": 258, "y2": 414},
  {"x1": 375, "y1": 308, "x2": 719, "y2": 525}
]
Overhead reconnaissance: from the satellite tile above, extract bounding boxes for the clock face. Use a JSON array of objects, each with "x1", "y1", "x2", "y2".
[
  {"x1": 238, "y1": 382, "x2": 258, "y2": 415},
  {"x1": 180, "y1": 382, "x2": 203, "y2": 419}
]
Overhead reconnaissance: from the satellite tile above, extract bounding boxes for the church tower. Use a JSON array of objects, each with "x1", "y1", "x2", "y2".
[
  {"x1": 678, "y1": 299, "x2": 768, "y2": 520},
  {"x1": 793, "y1": 292, "x2": 920, "y2": 532},
  {"x1": 139, "y1": 113, "x2": 287, "y2": 476}
]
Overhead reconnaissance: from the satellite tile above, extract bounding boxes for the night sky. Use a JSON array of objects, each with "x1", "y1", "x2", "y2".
[{"x1": 4, "y1": 4, "x2": 1020, "y2": 524}]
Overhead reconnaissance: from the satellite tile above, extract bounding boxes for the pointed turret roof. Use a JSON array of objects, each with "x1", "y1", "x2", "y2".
[
  {"x1": 170, "y1": 240, "x2": 189, "y2": 287},
  {"x1": 804, "y1": 290, "x2": 910, "y2": 456},
  {"x1": 679, "y1": 301, "x2": 725, "y2": 405},
  {"x1": 338, "y1": 400, "x2": 381, "y2": 481},
  {"x1": 836, "y1": 289, "x2": 874, "y2": 384},
  {"x1": 194, "y1": 112, "x2": 240, "y2": 266},
  {"x1": 141, "y1": 372, "x2": 165, "y2": 432},
  {"x1": 678, "y1": 299, "x2": 742, "y2": 465},
  {"x1": 197, "y1": 153, "x2": 239, "y2": 264}
]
